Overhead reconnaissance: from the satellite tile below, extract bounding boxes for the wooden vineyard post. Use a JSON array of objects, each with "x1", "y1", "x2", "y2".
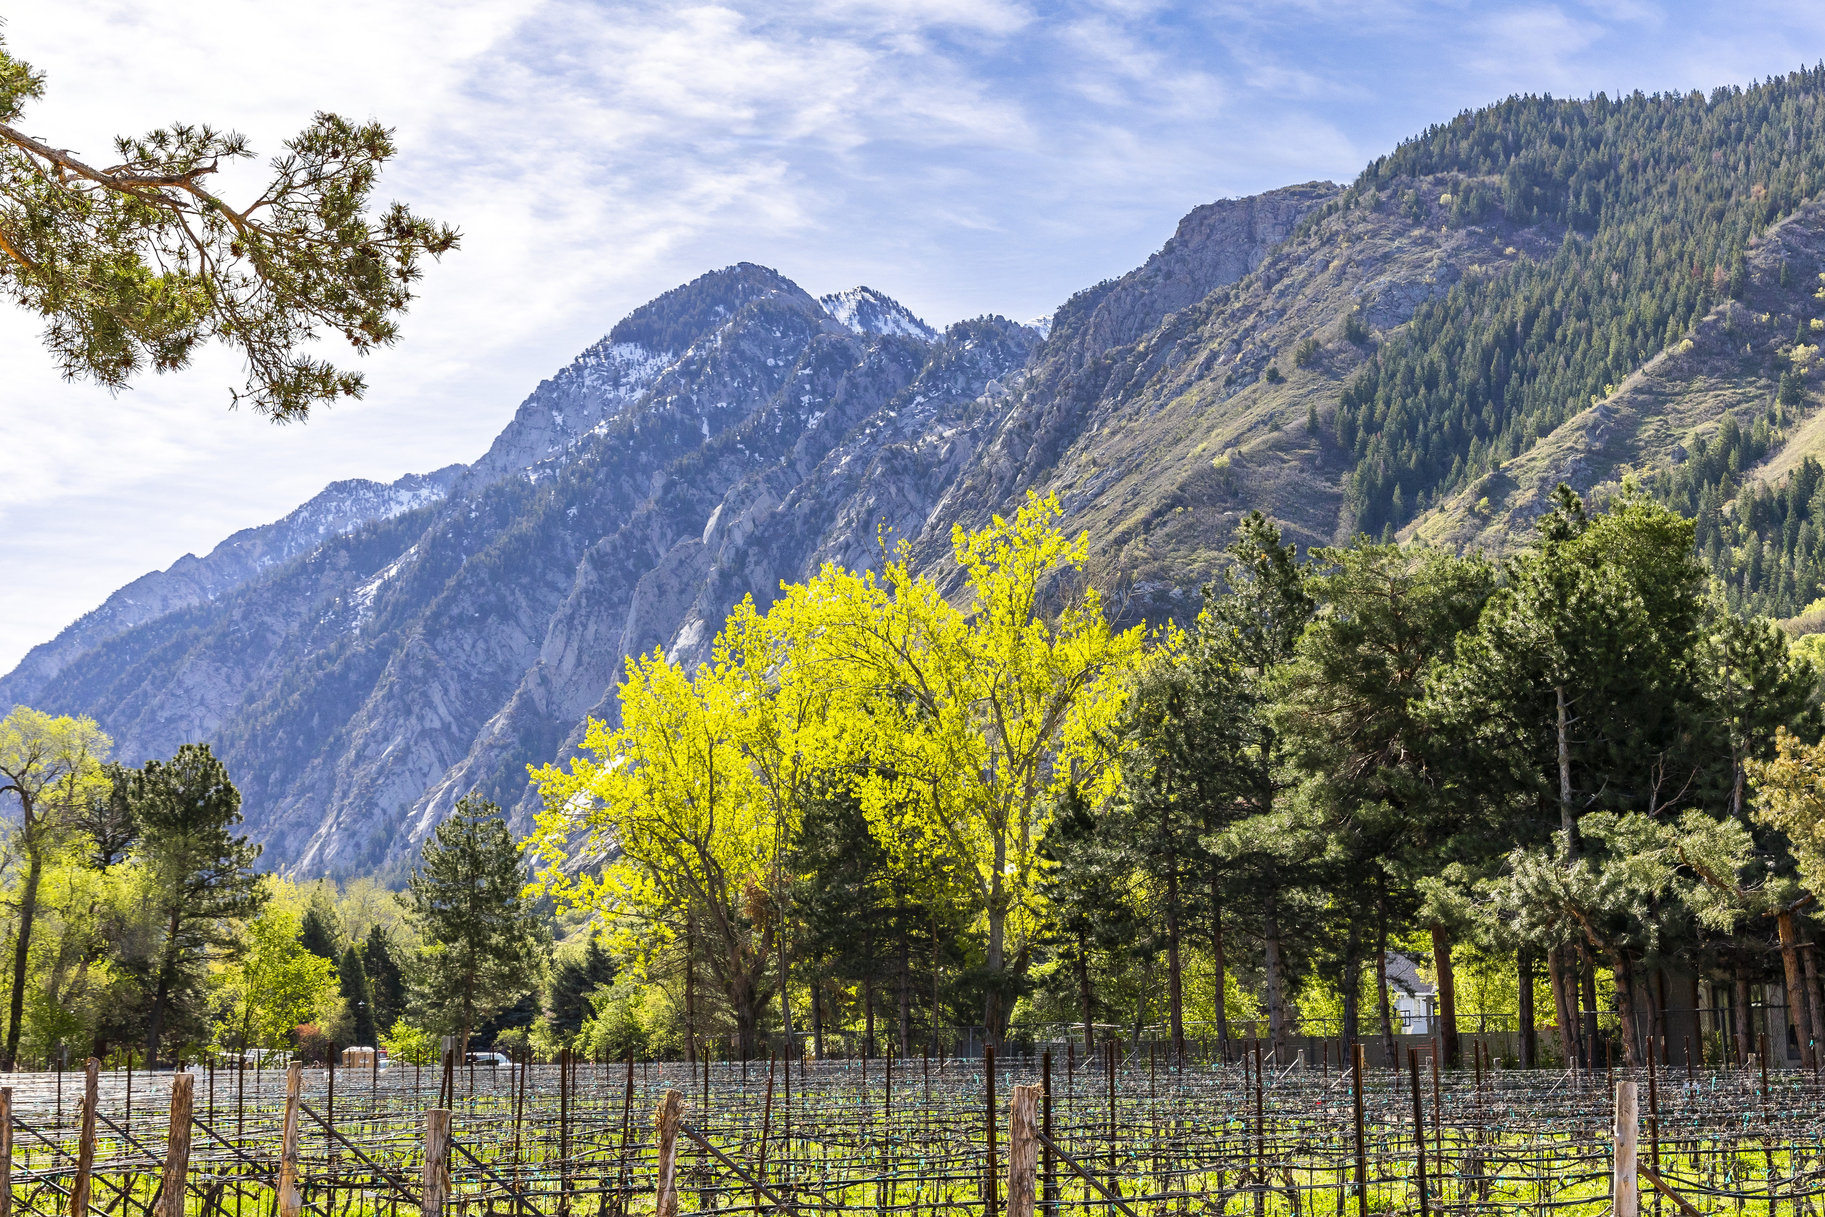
[
  {"x1": 71, "y1": 1058, "x2": 98, "y2": 1217},
  {"x1": 655, "y1": 1090, "x2": 685, "y2": 1217},
  {"x1": 1006, "y1": 1083, "x2": 1040, "y2": 1217},
  {"x1": 422, "y1": 1108, "x2": 451, "y2": 1217},
  {"x1": 278, "y1": 1062, "x2": 304, "y2": 1217},
  {"x1": 1614, "y1": 1081, "x2": 1639, "y2": 1217},
  {"x1": 1351, "y1": 1044, "x2": 1367, "y2": 1217},
  {"x1": 160, "y1": 1071, "x2": 193, "y2": 1217},
  {"x1": 0, "y1": 1087, "x2": 12, "y2": 1217}
]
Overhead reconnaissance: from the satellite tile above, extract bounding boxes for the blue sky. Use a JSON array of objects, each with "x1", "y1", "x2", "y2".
[{"x1": 3, "y1": 0, "x2": 1824, "y2": 672}]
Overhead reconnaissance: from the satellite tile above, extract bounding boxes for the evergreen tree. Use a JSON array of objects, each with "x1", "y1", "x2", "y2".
[
  {"x1": 131, "y1": 743, "x2": 266, "y2": 1067},
  {"x1": 300, "y1": 903, "x2": 341, "y2": 961},
  {"x1": 1277, "y1": 542, "x2": 1497, "y2": 1063},
  {"x1": 339, "y1": 944, "x2": 377, "y2": 1048},
  {"x1": 406, "y1": 794, "x2": 543, "y2": 1050},
  {"x1": 1199, "y1": 512, "x2": 1316, "y2": 1060},
  {"x1": 362, "y1": 925, "x2": 408, "y2": 1035},
  {"x1": 547, "y1": 938, "x2": 614, "y2": 1038},
  {"x1": 76, "y1": 762, "x2": 138, "y2": 869},
  {"x1": 1040, "y1": 785, "x2": 1148, "y2": 1053},
  {"x1": 0, "y1": 29, "x2": 458, "y2": 419}
]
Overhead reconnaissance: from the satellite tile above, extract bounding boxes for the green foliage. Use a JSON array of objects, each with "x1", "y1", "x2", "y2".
[
  {"x1": 1293, "y1": 337, "x2": 1321, "y2": 369},
  {"x1": 129, "y1": 743, "x2": 267, "y2": 1064},
  {"x1": 338, "y1": 943, "x2": 376, "y2": 1048},
  {"x1": 212, "y1": 900, "x2": 339, "y2": 1051},
  {"x1": 0, "y1": 28, "x2": 457, "y2": 419},
  {"x1": 379, "y1": 1016, "x2": 438, "y2": 1065},
  {"x1": 300, "y1": 902, "x2": 341, "y2": 961},
  {"x1": 1336, "y1": 73, "x2": 1825, "y2": 535},
  {"x1": 362, "y1": 925, "x2": 409, "y2": 1039},
  {"x1": 406, "y1": 794, "x2": 544, "y2": 1045},
  {"x1": 546, "y1": 937, "x2": 614, "y2": 1038}
]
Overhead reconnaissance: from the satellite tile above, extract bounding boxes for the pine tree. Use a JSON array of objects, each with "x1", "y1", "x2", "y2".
[
  {"x1": 547, "y1": 939, "x2": 614, "y2": 1038},
  {"x1": 339, "y1": 944, "x2": 376, "y2": 1048},
  {"x1": 0, "y1": 30, "x2": 458, "y2": 419},
  {"x1": 406, "y1": 794, "x2": 543, "y2": 1050},
  {"x1": 131, "y1": 743, "x2": 266, "y2": 1067},
  {"x1": 362, "y1": 925, "x2": 408, "y2": 1035},
  {"x1": 1198, "y1": 512, "x2": 1316, "y2": 1060},
  {"x1": 300, "y1": 904, "x2": 341, "y2": 961}
]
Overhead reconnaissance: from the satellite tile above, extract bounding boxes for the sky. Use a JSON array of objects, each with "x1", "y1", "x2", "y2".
[{"x1": 3, "y1": 0, "x2": 1825, "y2": 673}]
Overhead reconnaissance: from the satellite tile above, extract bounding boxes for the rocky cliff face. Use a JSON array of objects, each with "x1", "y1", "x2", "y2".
[{"x1": 17, "y1": 157, "x2": 1818, "y2": 874}]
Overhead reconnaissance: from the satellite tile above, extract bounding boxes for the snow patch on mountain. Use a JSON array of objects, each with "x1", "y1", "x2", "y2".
[{"x1": 819, "y1": 287, "x2": 938, "y2": 341}]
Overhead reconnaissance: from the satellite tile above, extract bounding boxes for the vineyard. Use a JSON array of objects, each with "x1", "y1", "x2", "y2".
[{"x1": 4, "y1": 1043, "x2": 1823, "y2": 1217}]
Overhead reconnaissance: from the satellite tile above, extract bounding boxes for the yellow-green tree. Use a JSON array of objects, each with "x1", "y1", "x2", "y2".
[
  {"x1": 531, "y1": 599, "x2": 833, "y2": 1058},
  {"x1": 213, "y1": 900, "x2": 339, "y2": 1052},
  {"x1": 1746, "y1": 728, "x2": 1825, "y2": 1055},
  {"x1": 0, "y1": 706, "x2": 111, "y2": 1069},
  {"x1": 781, "y1": 492, "x2": 1145, "y2": 1038}
]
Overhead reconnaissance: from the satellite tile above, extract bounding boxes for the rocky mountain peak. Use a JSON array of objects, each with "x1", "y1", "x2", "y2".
[
  {"x1": 818, "y1": 287, "x2": 938, "y2": 341},
  {"x1": 609, "y1": 262, "x2": 818, "y2": 354}
]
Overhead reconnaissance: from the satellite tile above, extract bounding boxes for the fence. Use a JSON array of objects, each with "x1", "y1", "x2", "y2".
[{"x1": 7, "y1": 1040, "x2": 1825, "y2": 1216}]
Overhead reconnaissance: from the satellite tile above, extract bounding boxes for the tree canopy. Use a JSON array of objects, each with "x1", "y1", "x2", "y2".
[{"x1": 0, "y1": 28, "x2": 457, "y2": 420}]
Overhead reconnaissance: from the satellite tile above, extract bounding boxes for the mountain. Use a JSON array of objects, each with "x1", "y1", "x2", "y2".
[{"x1": 18, "y1": 69, "x2": 1825, "y2": 873}]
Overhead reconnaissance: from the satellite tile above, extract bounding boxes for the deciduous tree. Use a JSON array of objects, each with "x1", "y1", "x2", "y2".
[{"x1": 0, "y1": 706, "x2": 110, "y2": 1069}]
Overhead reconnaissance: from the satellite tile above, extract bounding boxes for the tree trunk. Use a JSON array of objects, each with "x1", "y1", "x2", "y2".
[
  {"x1": 897, "y1": 930, "x2": 911, "y2": 1059},
  {"x1": 1732, "y1": 961, "x2": 1753, "y2": 1067},
  {"x1": 1430, "y1": 924, "x2": 1460, "y2": 1067},
  {"x1": 145, "y1": 907, "x2": 183, "y2": 1069},
  {"x1": 1164, "y1": 859, "x2": 1185, "y2": 1065},
  {"x1": 1211, "y1": 891, "x2": 1229, "y2": 1058},
  {"x1": 1518, "y1": 947, "x2": 1536, "y2": 1069},
  {"x1": 731, "y1": 973, "x2": 759, "y2": 1061},
  {"x1": 865, "y1": 976, "x2": 876, "y2": 1060},
  {"x1": 1129, "y1": 961, "x2": 1152, "y2": 1050},
  {"x1": 2, "y1": 848, "x2": 42, "y2": 1071},
  {"x1": 1546, "y1": 946, "x2": 1578, "y2": 1068},
  {"x1": 1579, "y1": 946, "x2": 1599, "y2": 1069},
  {"x1": 1342, "y1": 920, "x2": 1362, "y2": 1048},
  {"x1": 1263, "y1": 891, "x2": 1287, "y2": 1063},
  {"x1": 1776, "y1": 910, "x2": 1814, "y2": 1069},
  {"x1": 811, "y1": 977, "x2": 825, "y2": 1061},
  {"x1": 1654, "y1": 968, "x2": 1670, "y2": 1064},
  {"x1": 1075, "y1": 930, "x2": 1094, "y2": 1054},
  {"x1": 1375, "y1": 907, "x2": 1396, "y2": 1069},
  {"x1": 1610, "y1": 959, "x2": 1641, "y2": 1068},
  {"x1": 1802, "y1": 937, "x2": 1825, "y2": 1068},
  {"x1": 984, "y1": 846, "x2": 1010, "y2": 1047},
  {"x1": 778, "y1": 923, "x2": 794, "y2": 1048}
]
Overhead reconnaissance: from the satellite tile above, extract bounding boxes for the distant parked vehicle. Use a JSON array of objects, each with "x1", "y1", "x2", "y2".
[
  {"x1": 237, "y1": 1048, "x2": 290, "y2": 1068},
  {"x1": 467, "y1": 1051, "x2": 512, "y2": 1067}
]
